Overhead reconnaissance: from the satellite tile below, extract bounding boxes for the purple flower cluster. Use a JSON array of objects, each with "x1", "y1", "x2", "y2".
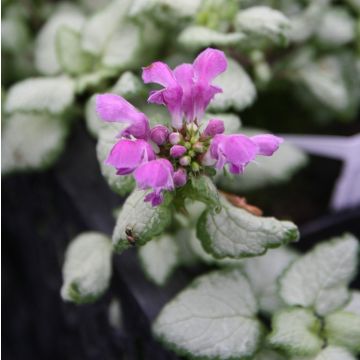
[{"x1": 96, "y1": 48, "x2": 282, "y2": 206}]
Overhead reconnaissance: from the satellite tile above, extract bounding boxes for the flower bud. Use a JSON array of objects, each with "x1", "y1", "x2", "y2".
[
  {"x1": 186, "y1": 123, "x2": 198, "y2": 132},
  {"x1": 150, "y1": 125, "x2": 169, "y2": 145},
  {"x1": 193, "y1": 142, "x2": 204, "y2": 153},
  {"x1": 170, "y1": 145, "x2": 187, "y2": 158},
  {"x1": 169, "y1": 132, "x2": 182, "y2": 145},
  {"x1": 173, "y1": 168, "x2": 187, "y2": 187},
  {"x1": 179, "y1": 156, "x2": 191, "y2": 166},
  {"x1": 203, "y1": 119, "x2": 225, "y2": 137},
  {"x1": 191, "y1": 162, "x2": 200, "y2": 172}
]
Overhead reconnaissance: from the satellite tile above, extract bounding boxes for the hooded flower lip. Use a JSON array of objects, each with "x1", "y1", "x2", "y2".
[
  {"x1": 210, "y1": 134, "x2": 283, "y2": 174},
  {"x1": 106, "y1": 139, "x2": 155, "y2": 175},
  {"x1": 142, "y1": 48, "x2": 227, "y2": 127},
  {"x1": 134, "y1": 159, "x2": 174, "y2": 206},
  {"x1": 96, "y1": 94, "x2": 150, "y2": 139}
]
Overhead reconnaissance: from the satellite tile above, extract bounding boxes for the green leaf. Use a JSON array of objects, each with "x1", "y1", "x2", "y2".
[
  {"x1": 310, "y1": 346, "x2": 357, "y2": 360},
  {"x1": 279, "y1": 234, "x2": 359, "y2": 316},
  {"x1": 112, "y1": 190, "x2": 172, "y2": 253},
  {"x1": 85, "y1": 95, "x2": 102, "y2": 138},
  {"x1": 35, "y1": 4, "x2": 85, "y2": 75},
  {"x1": 2, "y1": 113, "x2": 68, "y2": 174},
  {"x1": 61, "y1": 232, "x2": 112, "y2": 304},
  {"x1": 111, "y1": 71, "x2": 145, "y2": 98},
  {"x1": 235, "y1": 6, "x2": 290, "y2": 45},
  {"x1": 5, "y1": 76, "x2": 75, "y2": 114},
  {"x1": 243, "y1": 247, "x2": 299, "y2": 314},
  {"x1": 56, "y1": 26, "x2": 94, "y2": 76},
  {"x1": 208, "y1": 58, "x2": 256, "y2": 112},
  {"x1": 101, "y1": 22, "x2": 142, "y2": 69},
  {"x1": 325, "y1": 311, "x2": 360, "y2": 353},
  {"x1": 215, "y1": 128, "x2": 308, "y2": 192},
  {"x1": 138, "y1": 233, "x2": 179, "y2": 286},
  {"x1": 153, "y1": 269, "x2": 263, "y2": 359},
  {"x1": 2, "y1": 16, "x2": 30, "y2": 54},
  {"x1": 96, "y1": 124, "x2": 135, "y2": 194},
  {"x1": 268, "y1": 308, "x2": 323, "y2": 356},
  {"x1": 81, "y1": 0, "x2": 132, "y2": 55},
  {"x1": 178, "y1": 25, "x2": 245, "y2": 50},
  {"x1": 197, "y1": 196, "x2": 299, "y2": 259}
]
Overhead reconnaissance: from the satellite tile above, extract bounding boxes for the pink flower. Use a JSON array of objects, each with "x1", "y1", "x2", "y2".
[
  {"x1": 210, "y1": 134, "x2": 283, "y2": 174},
  {"x1": 134, "y1": 159, "x2": 175, "y2": 206},
  {"x1": 106, "y1": 139, "x2": 155, "y2": 175},
  {"x1": 96, "y1": 94, "x2": 150, "y2": 139},
  {"x1": 142, "y1": 48, "x2": 227, "y2": 127}
]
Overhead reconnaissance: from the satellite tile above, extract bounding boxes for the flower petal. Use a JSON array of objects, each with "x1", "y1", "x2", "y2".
[
  {"x1": 193, "y1": 48, "x2": 227, "y2": 83},
  {"x1": 142, "y1": 61, "x2": 177, "y2": 87},
  {"x1": 96, "y1": 94, "x2": 150, "y2": 139},
  {"x1": 251, "y1": 134, "x2": 283, "y2": 156}
]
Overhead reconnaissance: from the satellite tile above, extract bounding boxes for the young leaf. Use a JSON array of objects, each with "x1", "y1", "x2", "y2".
[
  {"x1": 96, "y1": 124, "x2": 135, "y2": 195},
  {"x1": 268, "y1": 308, "x2": 323, "y2": 356},
  {"x1": 208, "y1": 58, "x2": 256, "y2": 112},
  {"x1": 235, "y1": 6, "x2": 290, "y2": 45},
  {"x1": 81, "y1": 0, "x2": 132, "y2": 55},
  {"x1": 2, "y1": 113, "x2": 68, "y2": 174},
  {"x1": 138, "y1": 234, "x2": 179, "y2": 286},
  {"x1": 242, "y1": 247, "x2": 299, "y2": 314},
  {"x1": 311, "y1": 346, "x2": 357, "y2": 360},
  {"x1": 197, "y1": 197, "x2": 299, "y2": 259},
  {"x1": 153, "y1": 269, "x2": 263, "y2": 359},
  {"x1": 112, "y1": 190, "x2": 172, "y2": 253},
  {"x1": 279, "y1": 234, "x2": 359, "y2": 316},
  {"x1": 61, "y1": 232, "x2": 112, "y2": 304},
  {"x1": 35, "y1": 5, "x2": 85, "y2": 75},
  {"x1": 56, "y1": 27, "x2": 93, "y2": 76},
  {"x1": 178, "y1": 26, "x2": 245, "y2": 50},
  {"x1": 324, "y1": 310, "x2": 360, "y2": 353},
  {"x1": 5, "y1": 76, "x2": 75, "y2": 114}
]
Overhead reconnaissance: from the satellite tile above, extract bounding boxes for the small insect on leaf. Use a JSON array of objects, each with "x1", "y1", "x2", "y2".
[{"x1": 125, "y1": 225, "x2": 136, "y2": 246}]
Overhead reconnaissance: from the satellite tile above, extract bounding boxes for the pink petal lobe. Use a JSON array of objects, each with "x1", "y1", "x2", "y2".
[
  {"x1": 251, "y1": 134, "x2": 283, "y2": 156},
  {"x1": 142, "y1": 62, "x2": 177, "y2": 87},
  {"x1": 193, "y1": 48, "x2": 227, "y2": 83}
]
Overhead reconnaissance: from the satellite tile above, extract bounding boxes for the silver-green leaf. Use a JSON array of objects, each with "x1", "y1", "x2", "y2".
[
  {"x1": 197, "y1": 197, "x2": 299, "y2": 259},
  {"x1": 153, "y1": 269, "x2": 263, "y2": 359},
  {"x1": 112, "y1": 190, "x2": 172, "y2": 252},
  {"x1": 268, "y1": 308, "x2": 323, "y2": 356},
  {"x1": 208, "y1": 58, "x2": 256, "y2": 112},
  {"x1": 61, "y1": 232, "x2": 112, "y2": 304},
  {"x1": 178, "y1": 26, "x2": 245, "y2": 50},
  {"x1": 2, "y1": 113, "x2": 68, "y2": 174},
  {"x1": 138, "y1": 234, "x2": 179, "y2": 286},
  {"x1": 279, "y1": 234, "x2": 359, "y2": 316},
  {"x1": 5, "y1": 76, "x2": 75, "y2": 114}
]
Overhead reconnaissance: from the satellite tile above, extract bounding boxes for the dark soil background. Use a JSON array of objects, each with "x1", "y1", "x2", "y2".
[{"x1": 3, "y1": 120, "x2": 360, "y2": 360}]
